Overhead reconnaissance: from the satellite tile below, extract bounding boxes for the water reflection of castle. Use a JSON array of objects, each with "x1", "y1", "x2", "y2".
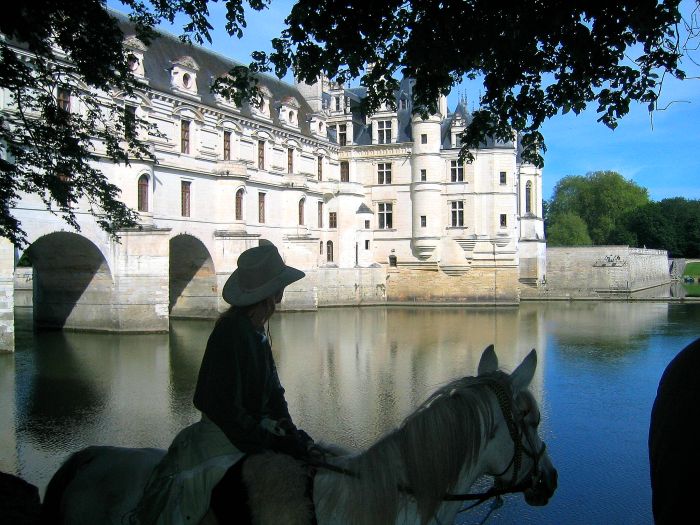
[
  {"x1": 1, "y1": 302, "x2": 672, "y2": 494},
  {"x1": 277, "y1": 306, "x2": 549, "y2": 449}
]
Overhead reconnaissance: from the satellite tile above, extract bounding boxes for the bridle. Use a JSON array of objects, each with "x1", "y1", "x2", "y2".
[{"x1": 444, "y1": 379, "x2": 547, "y2": 514}]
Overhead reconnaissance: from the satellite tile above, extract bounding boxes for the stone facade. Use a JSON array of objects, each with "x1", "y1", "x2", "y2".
[
  {"x1": 0, "y1": 12, "x2": 545, "y2": 349},
  {"x1": 0, "y1": 238, "x2": 14, "y2": 351}
]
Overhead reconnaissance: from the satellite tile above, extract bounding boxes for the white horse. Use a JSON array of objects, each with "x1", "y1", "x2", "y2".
[{"x1": 42, "y1": 345, "x2": 557, "y2": 524}]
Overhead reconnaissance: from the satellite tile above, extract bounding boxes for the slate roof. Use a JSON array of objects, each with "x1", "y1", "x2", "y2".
[
  {"x1": 111, "y1": 11, "x2": 318, "y2": 137},
  {"x1": 356, "y1": 203, "x2": 373, "y2": 214}
]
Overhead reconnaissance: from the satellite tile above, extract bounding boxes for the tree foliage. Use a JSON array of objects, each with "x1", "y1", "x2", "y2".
[
  {"x1": 0, "y1": 2, "x2": 169, "y2": 246},
  {"x1": 259, "y1": 0, "x2": 686, "y2": 166},
  {"x1": 546, "y1": 212, "x2": 593, "y2": 247},
  {"x1": 1, "y1": 1, "x2": 693, "y2": 245},
  {"x1": 626, "y1": 198, "x2": 700, "y2": 257},
  {"x1": 546, "y1": 171, "x2": 650, "y2": 245}
]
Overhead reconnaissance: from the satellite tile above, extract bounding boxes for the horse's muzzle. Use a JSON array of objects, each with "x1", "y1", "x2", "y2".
[{"x1": 524, "y1": 466, "x2": 557, "y2": 506}]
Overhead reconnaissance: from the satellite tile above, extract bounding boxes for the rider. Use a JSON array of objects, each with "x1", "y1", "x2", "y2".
[
  {"x1": 133, "y1": 243, "x2": 318, "y2": 524},
  {"x1": 194, "y1": 242, "x2": 314, "y2": 458}
]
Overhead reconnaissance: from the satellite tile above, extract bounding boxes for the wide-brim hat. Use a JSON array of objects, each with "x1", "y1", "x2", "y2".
[{"x1": 222, "y1": 244, "x2": 305, "y2": 306}]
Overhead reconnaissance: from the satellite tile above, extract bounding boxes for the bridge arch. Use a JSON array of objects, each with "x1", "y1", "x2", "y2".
[
  {"x1": 169, "y1": 233, "x2": 218, "y2": 318},
  {"x1": 23, "y1": 232, "x2": 116, "y2": 331}
]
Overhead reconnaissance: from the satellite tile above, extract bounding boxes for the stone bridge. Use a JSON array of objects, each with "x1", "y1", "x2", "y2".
[{"x1": 0, "y1": 205, "x2": 255, "y2": 352}]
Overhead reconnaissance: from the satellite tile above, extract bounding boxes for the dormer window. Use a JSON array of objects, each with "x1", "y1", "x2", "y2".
[
  {"x1": 123, "y1": 35, "x2": 147, "y2": 80},
  {"x1": 308, "y1": 114, "x2": 327, "y2": 138},
  {"x1": 170, "y1": 56, "x2": 200, "y2": 98},
  {"x1": 251, "y1": 86, "x2": 273, "y2": 119}
]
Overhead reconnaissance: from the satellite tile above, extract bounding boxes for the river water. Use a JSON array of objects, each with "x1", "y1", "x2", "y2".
[{"x1": 1, "y1": 301, "x2": 699, "y2": 524}]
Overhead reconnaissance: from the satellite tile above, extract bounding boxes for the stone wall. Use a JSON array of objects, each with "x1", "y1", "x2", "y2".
[
  {"x1": 386, "y1": 266, "x2": 519, "y2": 304},
  {"x1": 545, "y1": 246, "x2": 669, "y2": 294},
  {"x1": 280, "y1": 267, "x2": 388, "y2": 310}
]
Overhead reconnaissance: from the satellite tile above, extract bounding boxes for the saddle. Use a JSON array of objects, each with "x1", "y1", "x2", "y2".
[{"x1": 210, "y1": 452, "x2": 317, "y2": 525}]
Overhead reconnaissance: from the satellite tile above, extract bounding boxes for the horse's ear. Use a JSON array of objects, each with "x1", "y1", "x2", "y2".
[
  {"x1": 478, "y1": 344, "x2": 498, "y2": 375},
  {"x1": 510, "y1": 349, "x2": 537, "y2": 391}
]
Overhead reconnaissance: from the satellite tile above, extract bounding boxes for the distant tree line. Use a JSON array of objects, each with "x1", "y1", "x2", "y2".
[{"x1": 545, "y1": 171, "x2": 700, "y2": 258}]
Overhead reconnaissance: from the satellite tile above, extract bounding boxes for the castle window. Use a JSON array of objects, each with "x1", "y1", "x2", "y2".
[
  {"x1": 377, "y1": 163, "x2": 392, "y2": 184},
  {"x1": 223, "y1": 131, "x2": 231, "y2": 161},
  {"x1": 287, "y1": 147, "x2": 294, "y2": 173},
  {"x1": 377, "y1": 120, "x2": 392, "y2": 144},
  {"x1": 329, "y1": 212, "x2": 337, "y2": 229},
  {"x1": 340, "y1": 161, "x2": 349, "y2": 182},
  {"x1": 318, "y1": 201, "x2": 323, "y2": 228},
  {"x1": 500, "y1": 214, "x2": 507, "y2": 227},
  {"x1": 128, "y1": 54, "x2": 140, "y2": 72},
  {"x1": 420, "y1": 169, "x2": 427, "y2": 181},
  {"x1": 298, "y1": 198, "x2": 305, "y2": 225},
  {"x1": 364, "y1": 220, "x2": 370, "y2": 229},
  {"x1": 420, "y1": 215, "x2": 427, "y2": 227},
  {"x1": 450, "y1": 201, "x2": 464, "y2": 227},
  {"x1": 181, "y1": 120, "x2": 190, "y2": 154},
  {"x1": 335, "y1": 96, "x2": 340, "y2": 111},
  {"x1": 319, "y1": 241, "x2": 323, "y2": 254},
  {"x1": 526, "y1": 181, "x2": 533, "y2": 214},
  {"x1": 258, "y1": 140, "x2": 265, "y2": 169},
  {"x1": 235, "y1": 189, "x2": 244, "y2": 220},
  {"x1": 124, "y1": 105, "x2": 137, "y2": 139},
  {"x1": 258, "y1": 192, "x2": 266, "y2": 223},
  {"x1": 137, "y1": 175, "x2": 149, "y2": 212},
  {"x1": 365, "y1": 240, "x2": 370, "y2": 250},
  {"x1": 378, "y1": 202, "x2": 393, "y2": 229},
  {"x1": 338, "y1": 124, "x2": 347, "y2": 146},
  {"x1": 326, "y1": 241, "x2": 334, "y2": 262},
  {"x1": 181, "y1": 181, "x2": 191, "y2": 217},
  {"x1": 450, "y1": 160, "x2": 464, "y2": 182},
  {"x1": 317, "y1": 156, "x2": 323, "y2": 181},
  {"x1": 57, "y1": 87, "x2": 71, "y2": 112},
  {"x1": 500, "y1": 171, "x2": 507, "y2": 185},
  {"x1": 421, "y1": 134, "x2": 427, "y2": 144}
]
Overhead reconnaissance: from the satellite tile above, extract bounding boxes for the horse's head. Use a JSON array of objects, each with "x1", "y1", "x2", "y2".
[{"x1": 477, "y1": 345, "x2": 557, "y2": 506}]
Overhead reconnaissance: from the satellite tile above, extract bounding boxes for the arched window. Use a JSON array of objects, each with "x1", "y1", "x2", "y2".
[
  {"x1": 525, "y1": 181, "x2": 533, "y2": 214},
  {"x1": 298, "y1": 198, "x2": 305, "y2": 225},
  {"x1": 326, "y1": 241, "x2": 334, "y2": 262},
  {"x1": 137, "y1": 174, "x2": 149, "y2": 212},
  {"x1": 235, "y1": 188, "x2": 244, "y2": 220}
]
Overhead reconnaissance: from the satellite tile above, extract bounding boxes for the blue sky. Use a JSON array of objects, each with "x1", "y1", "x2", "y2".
[{"x1": 109, "y1": 0, "x2": 700, "y2": 202}]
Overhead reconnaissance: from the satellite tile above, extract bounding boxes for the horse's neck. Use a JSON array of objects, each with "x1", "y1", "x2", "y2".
[{"x1": 313, "y1": 450, "x2": 487, "y2": 525}]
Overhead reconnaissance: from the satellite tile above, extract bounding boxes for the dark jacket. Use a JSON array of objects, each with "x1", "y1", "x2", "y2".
[
  {"x1": 649, "y1": 336, "x2": 700, "y2": 524},
  {"x1": 193, "y1": 310, "x2": 296, "y2": 453}
]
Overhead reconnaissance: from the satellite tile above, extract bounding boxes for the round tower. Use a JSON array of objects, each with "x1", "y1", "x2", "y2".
[{"x1": 410, "y1": 112, "x2": 443, "y2": 260}]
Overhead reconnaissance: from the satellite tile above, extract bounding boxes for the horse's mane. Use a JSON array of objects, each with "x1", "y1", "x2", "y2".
[{"x1": 318, "y1": 371, "x2": 509, "y2": 525}]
